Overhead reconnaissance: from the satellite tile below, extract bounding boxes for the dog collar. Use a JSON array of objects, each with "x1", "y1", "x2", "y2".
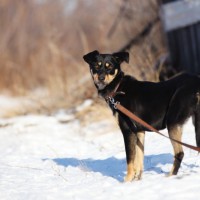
[{"x1": 104, "y1": 74, "x2": 125, "y2": 103}]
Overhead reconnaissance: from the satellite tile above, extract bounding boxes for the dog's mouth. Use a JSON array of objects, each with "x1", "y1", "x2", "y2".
[
  {"x1": 91, "y1": 69, "x2": 118, "y2": 90},
  {"x1": 95, "y1": 81, "x2": 107, "y2": 90}
]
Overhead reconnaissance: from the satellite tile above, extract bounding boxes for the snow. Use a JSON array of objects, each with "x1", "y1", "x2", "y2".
[{"x1": 0, "y1": 99, "x2": 200, "y2": 200}]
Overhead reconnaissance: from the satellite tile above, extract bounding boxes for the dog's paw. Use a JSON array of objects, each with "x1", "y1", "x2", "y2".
[
  {"x1": 124, "y1": 170, "x2": 143, "y2": 182},
  {"x1": 133, "y1": 170, "x2": 142, "y2": 181},
  {"x1": 124, "y1": 173, "x2": 134, "y2": 182}
]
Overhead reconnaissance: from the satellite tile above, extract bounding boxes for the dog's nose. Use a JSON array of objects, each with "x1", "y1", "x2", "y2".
[{"x1": 99, "y1": 75, "x2": 105, "y2": 81}]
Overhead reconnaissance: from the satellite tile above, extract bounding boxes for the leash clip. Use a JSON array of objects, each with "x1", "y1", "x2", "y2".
[{"x1": 108, "y1": 97, "x2": 119, "y2": 109}]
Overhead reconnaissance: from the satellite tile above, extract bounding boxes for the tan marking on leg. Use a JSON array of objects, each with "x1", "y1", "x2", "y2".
[
  {"x1": 124, "y1": 131, "x2": 145, "y2": 182},
  {"x1": 133, "y1": 131, "x2": 145, "y2": 180},
  {"x1": 168, "y1": 125, "x2": 184, "y2": 176},
  {"x1": 124, "y1": 162, "x2": 134, "y2": 182}
]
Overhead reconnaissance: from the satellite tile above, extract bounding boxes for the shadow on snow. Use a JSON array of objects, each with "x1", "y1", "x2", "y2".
[{"x1": 44, "y1": 153, "x2": 174, "y2": 182}]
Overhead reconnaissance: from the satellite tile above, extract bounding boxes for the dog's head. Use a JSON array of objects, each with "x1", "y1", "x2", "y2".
[{"x1": 83, "y1": 50, "x2": 129, "y2": 90}]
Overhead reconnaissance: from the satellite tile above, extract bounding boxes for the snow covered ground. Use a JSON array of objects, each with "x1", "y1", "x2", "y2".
[{"x1": 0, "y1": 99, "x2": 200, "y2": 200}]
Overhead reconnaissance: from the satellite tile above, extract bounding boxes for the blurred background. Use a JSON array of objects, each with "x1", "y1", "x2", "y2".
[{"x1": 0, "y1": 0, "x2": 178, "y2": 117}]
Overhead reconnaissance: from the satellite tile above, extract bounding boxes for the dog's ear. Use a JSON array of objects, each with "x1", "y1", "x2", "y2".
[
  {"x1": 83, "y1": 50, "x2": 99, "y2": 64},
  {"x1": 113, "y1": 52, "x2": 129, "y2": 64}
]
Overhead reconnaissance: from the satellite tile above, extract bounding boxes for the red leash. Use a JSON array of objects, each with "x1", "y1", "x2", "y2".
[{"x1": 108, "y1": 97, "x2": 200, "y2": 152}]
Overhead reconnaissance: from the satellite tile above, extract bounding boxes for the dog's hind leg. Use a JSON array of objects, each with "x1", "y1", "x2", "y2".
[
  {"x1": 165, "y1": 86, "x2": 195, "y2": 175},
  {"x1": 167, "y1": 125, "x2": 184, "y2": 176}
]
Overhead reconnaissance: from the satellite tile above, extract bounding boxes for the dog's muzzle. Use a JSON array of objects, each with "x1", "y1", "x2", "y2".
[{"x1": 96, "y1": 81, "x2": 106, "y2": 90}]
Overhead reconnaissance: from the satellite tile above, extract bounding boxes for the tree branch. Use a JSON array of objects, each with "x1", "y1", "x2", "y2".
[
  {"x1": 107, "y1": 0, "x2": 128, "y2": 38},
  {"x1": 118, "y1": 16, "x2": 159, "y2": 52}
]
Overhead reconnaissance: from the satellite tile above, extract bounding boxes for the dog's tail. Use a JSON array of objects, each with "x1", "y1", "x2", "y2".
[{"x1": 194, "y1": 93, "x2": 200, "y2": 147}]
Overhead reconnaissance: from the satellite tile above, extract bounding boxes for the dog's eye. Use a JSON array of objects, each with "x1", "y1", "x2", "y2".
[
  {"x1": 105, "y1": 62, "x2": 112, "y2": 69},
  {"x1": 94, "y1": 62, "x2": 102, "y2": 70}
]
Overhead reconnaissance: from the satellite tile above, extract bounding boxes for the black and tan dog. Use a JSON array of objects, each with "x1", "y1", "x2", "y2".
[{"x1": 83, "y1": 50, "x2": 200, "y2": 182}]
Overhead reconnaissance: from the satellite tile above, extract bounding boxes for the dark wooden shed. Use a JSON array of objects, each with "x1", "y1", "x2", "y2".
[{"x1": 160, "y1": 0, "x2": 200, "y2": 74}]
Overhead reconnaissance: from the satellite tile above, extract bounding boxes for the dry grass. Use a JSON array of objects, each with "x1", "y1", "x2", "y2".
[{"x1": 0, "y1": 0, "x2": 166, "y2": 115}]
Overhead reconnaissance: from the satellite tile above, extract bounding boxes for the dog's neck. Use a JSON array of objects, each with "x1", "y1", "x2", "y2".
[{"x1": 98, "y1": 71, "x2": 124, "y2": 99}]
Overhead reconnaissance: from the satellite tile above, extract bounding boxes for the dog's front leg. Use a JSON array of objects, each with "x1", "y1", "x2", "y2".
[
  {"x1": 123, "y1": 131, "x2": 145, "y2": 181},
  {"x1": 134, "y1": 131, "x2": 145, "y2": 180},
  {"x1": 122, "y1": 130, "x2": 137, "y2": 182},
  {"x1": 119, "y1": 116, "x2": 145, "y2": 182}
]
